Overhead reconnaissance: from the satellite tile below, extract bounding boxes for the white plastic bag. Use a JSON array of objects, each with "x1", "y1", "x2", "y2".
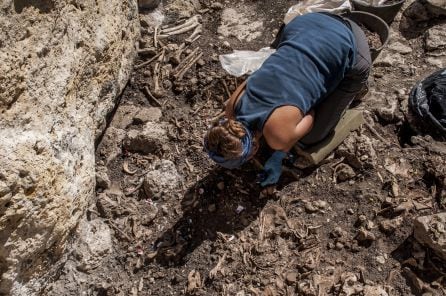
[
  {"x1": 219, "y1": 48, "x2": 276, "y2": 77},
  {"x1": 355, "y1": 0, "x2": 388, "y2": 6},
  {"x1": 284, "y1": 0, "x2": 351, "y2": 24}
]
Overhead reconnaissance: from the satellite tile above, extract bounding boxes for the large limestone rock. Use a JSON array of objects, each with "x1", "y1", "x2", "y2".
[{"x1": 0, "y1": 0, "x2": 139, "y2": 294}]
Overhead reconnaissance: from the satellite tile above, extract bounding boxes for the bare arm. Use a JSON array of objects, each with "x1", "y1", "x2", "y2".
[{"x1": 263, "y1": 107, "x2": 314, "y2": 152}]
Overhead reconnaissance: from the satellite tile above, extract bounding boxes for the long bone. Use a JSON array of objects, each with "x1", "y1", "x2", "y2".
[
  {"x1": 159, "y1": 16, "x2": 201, "y2": 38},
  {"x1": 152, "y1": 49, "x2": 165, "y2": 97},
  {"x1": 185, "y1": 24, "x2": 202, "y2": 44},
  {"x1": 160, "y1": 15, "x2": 200, "y2": 34}
]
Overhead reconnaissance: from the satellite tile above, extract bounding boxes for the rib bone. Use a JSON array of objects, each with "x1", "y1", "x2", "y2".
[
  {"x1": 159, "y1": 15, "x2": 201, "y2": 38},
  {"x1": 160, "y1": 15, "x2": 200, "y2": 34}
]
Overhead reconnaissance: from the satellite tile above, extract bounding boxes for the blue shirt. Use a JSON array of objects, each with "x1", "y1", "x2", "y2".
[{"x1": 235, "y1": 12, "x2": 357, "y2": 132}]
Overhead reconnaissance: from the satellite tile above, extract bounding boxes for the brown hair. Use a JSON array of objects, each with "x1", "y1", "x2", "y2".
[{"x1": 206, "y1": 119, "x2": 247, "y2": 159}]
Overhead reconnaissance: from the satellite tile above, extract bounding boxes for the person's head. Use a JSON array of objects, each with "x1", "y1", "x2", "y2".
[{"x1": 203, "y1": 118, "x2": 258, "y2": 169}]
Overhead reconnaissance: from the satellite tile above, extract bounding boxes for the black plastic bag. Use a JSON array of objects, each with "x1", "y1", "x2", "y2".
[{"x1": 409, "y1": 68, "x2": 446, "y2": 135}]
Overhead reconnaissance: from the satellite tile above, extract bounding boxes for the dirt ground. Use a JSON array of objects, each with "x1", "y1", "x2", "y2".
[{"x1": 44, "y1": 0, "x2": 446, "y2": 295}]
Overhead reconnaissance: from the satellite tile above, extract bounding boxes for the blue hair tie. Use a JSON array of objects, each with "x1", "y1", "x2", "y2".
[{"x1": 204, "y1": 122, "x2": 253, "y2": 169}]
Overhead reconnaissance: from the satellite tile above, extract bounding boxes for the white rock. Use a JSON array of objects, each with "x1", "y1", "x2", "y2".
[
  {"x1": 73, "y1": 219, "x2": 112, "y2": 272},
  {"x1": 374, "y1": 52, "x2": 404, "y2": 67},
  {"x1": 414, "y1": 213, "x2": 446, "y2": 260},
  {"x1": 388, "y1": 42, "x2": 413, "y2": 55},
  {"x1": 0, "y1": 0, "x2": 139, "y2": 294},
  {"x1": 363, "y1": 285, "x2": 389, "y2": 296},
  {"x1": 133, "y1": 107, "x2": 162, "y2": 124},
  {"x1": 143, "y1": 159, "x2": 182, "y2": 199},
  {"x1": 425, "y1": 24, "x2": 446, "y2": 52},
  {"x1": 218, "y1": 8, "x2": 263, "y2": 42},
  {"x1": 376, "y1": 255, "x2": 386, "y2": 264},
  {"x1": 426, "y1": 56, "x2": 446, "y2": 68}
]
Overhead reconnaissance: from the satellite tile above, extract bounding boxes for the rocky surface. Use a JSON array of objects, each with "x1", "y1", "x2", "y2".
[
  {"x1": 218, "y1": 7, "x2": 264, "y2": 42},
  {"x1": 425, "y1": 0, "x2": 446, "y2": 16},
  {"x1": 414, "y1": 213, "x2": 446, "y2": 260},
  {"x1": 0, "y1": 0, "x2": 139, "y2": 294},
  {"x1": 27, "y1": 0, "x2": 446, "y2": 295}
]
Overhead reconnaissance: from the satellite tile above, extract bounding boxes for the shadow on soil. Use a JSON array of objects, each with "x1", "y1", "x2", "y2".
[
  {"x1": 151, "y1": 165, "x2": 267, "y2": 266},
  {"x1": 391, "y1": 237, "x2": 446, "y2": 295}
]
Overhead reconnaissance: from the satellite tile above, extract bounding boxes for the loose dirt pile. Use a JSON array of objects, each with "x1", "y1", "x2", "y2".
[
  {"x1": 44, "y1": 0, "x2": 446, "y2": 295},
  {"x1": 358, "y1": 23, "x2": 383, "y2": 49}
]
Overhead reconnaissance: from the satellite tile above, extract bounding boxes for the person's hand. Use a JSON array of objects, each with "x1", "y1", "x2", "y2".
[
  {"x1": 260, "y1": 151, "x2": 287, "y2": 187},
  {"x1": 260, "y1": 185, "x2": 277, "y2": 198}
]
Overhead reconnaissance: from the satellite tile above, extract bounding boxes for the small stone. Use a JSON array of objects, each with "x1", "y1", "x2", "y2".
[
  {"x1": 336, "y1": 164, "x2": 356, "y2": 182},
  {"x1": 313, "y1": 200, "x2": 328, "y2": 209},
  {"x1": 379, "y1": 219, "x2": 401, "y2": 234},
  {"x1": 358, "y1": 215, "x2": 367, "y2": 224},
  {"x1": 133, "y1": 107, "x2": 162, "y2": 124},
  {"x1": 75, "y1": 219, "x2": 112, "y2": 272},
  {"x1": 217, "y1": 182, "x2": 225, "y2": 190},
  {"x1": 304, "y1": 201, "x2": 318, "y2": 213},
  {"x1": 285, "y1": 272, "x2": 297, "y2": 285},
  {"x1": 161, "y1": 205, "x2": 169, "y2": 215},
  {"x1": 394, "y1": 201, "x2": 414, "y2": 214},
  {"x1": 197, "y1": 59, "x2": 205, "y2": 66},
  {"x1": 333, "y1": 226, "x2": 345, "y2": 238},
  {"x1": 96, "y1": 191, "x2": 121, "y2": 218},
  {"x1": 222, "y1": 41, "x2": 231, "y2": 48},
  {"x1": 347, "y1": 208, "x2": 355, "y2": 215},
  {"x1": 123, "y1": 122, "x2": 168, "y2": 155},
  {"x1": 426, "y1": 57, "x2": 445, "y2": 68},
  {"x1": 363, "y1": 285, "x2": 389, "y2": 296},
  {"x1": 143, "y1": 160, "x2": 182, "y2": 199},
  {"x1": 390, "y1": 182, "x2": 400, "y2": 197},
  {"x1": 210, "y1": 2, "x2": 223, "y2": 9},
  {"x1": 275, "y1": 278, "x2": 284, "y2": 289},
  {"x1": 356, "y1": 228, "x2": 376, "y2": 242},
  {"x1": 335, "y1": 242, "x2": 344, "y2": 250},
  {"x1": 365, "y1": 220, "x2": 375, "y2": 231},
  {"x1": 376, "y1": 255, "x2": 386, "y2": 264},
  {"x1": 139, "y1": 202, "x2": 158, "y2": 225},
  {"x1": 374, "y1": 52, "x2": 404, "y2": 67},
  {"x1": 208, "y1": 204, "x2": 216, "y2": 212},
  {"x1": 388, "y1": 42, "x2": 413, "y2": 54}
]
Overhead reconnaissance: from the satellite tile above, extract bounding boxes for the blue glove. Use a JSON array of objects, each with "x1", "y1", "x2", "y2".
[{"x1": 260, "y1": 151, "x2": 287, "y2": 187}]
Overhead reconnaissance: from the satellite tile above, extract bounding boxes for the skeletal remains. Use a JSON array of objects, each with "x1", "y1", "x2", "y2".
[
  {"x1": 134, "y1": 13, "x2": 206, "y2": 100},
  {"x1": 159, "y1": 15, "x2": 201, "y2": 38}
]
